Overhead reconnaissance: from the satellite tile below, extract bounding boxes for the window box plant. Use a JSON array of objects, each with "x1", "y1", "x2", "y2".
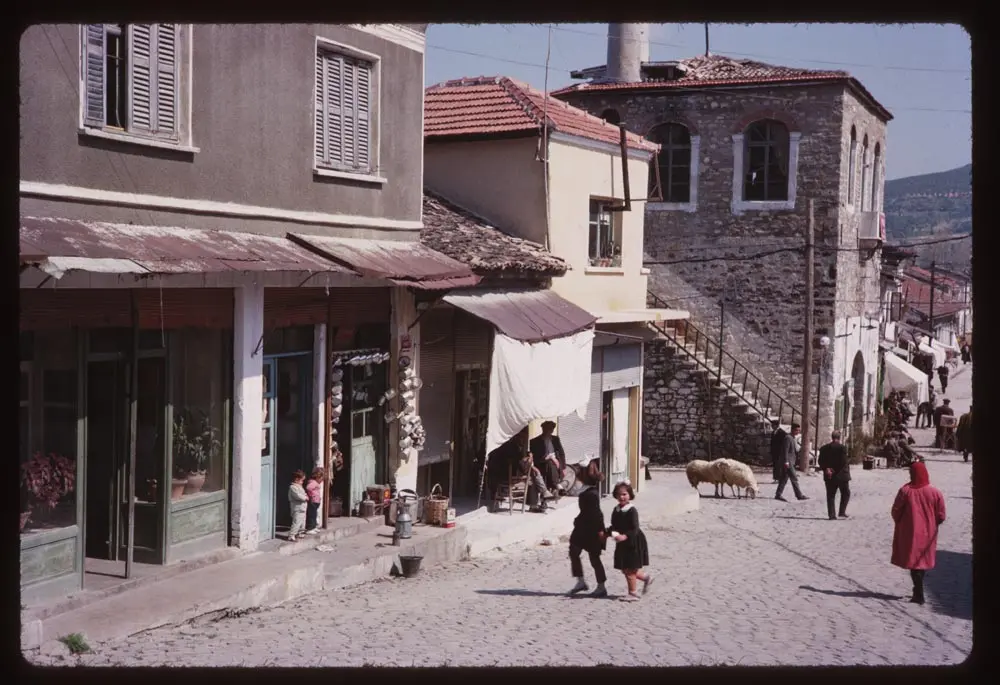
[
  {"x1": 173, "y1": 410, "x2": 221, "y2": 496},
  {"x1": 20, "y1": 452, "x2": 76, "y2": 533}
]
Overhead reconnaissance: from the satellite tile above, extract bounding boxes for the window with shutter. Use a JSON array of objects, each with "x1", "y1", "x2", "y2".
[
  {"x1": 315, "y1": 46, "x2": 375, "y2": 175},
  {"x1": 81, "y1": 23, "x2": 183, "y2": 144}
]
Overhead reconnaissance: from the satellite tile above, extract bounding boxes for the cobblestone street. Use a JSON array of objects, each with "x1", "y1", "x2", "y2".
[{"x1": 32, "y1": 448, "x2": 972, "y2": 667}]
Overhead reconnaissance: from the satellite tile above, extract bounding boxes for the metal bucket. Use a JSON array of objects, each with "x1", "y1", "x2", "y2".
[{"x1": 399, "y1": 555, "x2": 423, "y2": 578}]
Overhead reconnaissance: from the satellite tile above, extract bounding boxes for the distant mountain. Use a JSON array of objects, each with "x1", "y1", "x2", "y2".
[{"x1": 883, "y1": 163, "x2": 971, "y2": 240}]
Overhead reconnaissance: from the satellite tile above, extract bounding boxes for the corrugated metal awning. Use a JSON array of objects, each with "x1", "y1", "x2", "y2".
[
  {"x1": 20, "y1": 216, "x2": 357, "y2": 279},
  {"x1": 289, "y1": 234, "x2": 480, "y2": 290},
  {"x1": 442, "y1": 288, "x2": 597, "y2": 343}
]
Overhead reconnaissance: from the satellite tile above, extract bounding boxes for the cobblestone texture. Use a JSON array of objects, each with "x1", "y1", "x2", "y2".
[{"x1": 31, "y1": 453, "x2": 972, "y2": 667}]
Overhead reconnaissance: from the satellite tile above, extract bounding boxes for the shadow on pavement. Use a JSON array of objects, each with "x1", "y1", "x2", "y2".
[
  {"x1": 799, "y1": 584, "x2": 904, "y2": 601},
  {"x1": 925, "y1": 550, "x2": 972, "y2": 621},
  {"x1": 475, "y1": 588, "x2": 578, "y2": 598},
  {"x1": 775, "y1": 516, "x2": 834, "y2": 521}
]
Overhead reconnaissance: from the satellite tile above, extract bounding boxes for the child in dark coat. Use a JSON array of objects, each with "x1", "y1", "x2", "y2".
[{"x1": 608, "y1": 481, "x2": 652, "y2": 601}]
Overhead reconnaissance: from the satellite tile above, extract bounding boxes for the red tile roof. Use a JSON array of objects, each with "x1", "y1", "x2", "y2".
[
  {"x1": 901, "y1": 276, "x2": 967, "y2": 319},
  {"x1": 552, "y1": 54, "x2": 892, "y2": 122},
  {"x1": 424, "y1": 76, "x2": 660, "y2": 153},
  {"x1": 904, "y1": 266, "x2": 964, "y2": 289}
]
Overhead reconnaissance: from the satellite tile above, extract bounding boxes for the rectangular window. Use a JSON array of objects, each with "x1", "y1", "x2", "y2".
[
  {"x1": 588, "y1": 199, "x2": 622, "y2": 268},
  {"x1": 83, "y1": 24, "x2": 180, "y2": 142},
  {"x1": 315, "y1": 47, "x2": 374, "y2": 174}
]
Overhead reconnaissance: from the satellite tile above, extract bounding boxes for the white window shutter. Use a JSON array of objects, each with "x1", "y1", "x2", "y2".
[
  {"x1": 83, "y1": 25, "x2": 106, "y2": 127},
  {"x1": 129, "y1": 24, "x2": 154, "y2": 133},
  {"x1": 315, "y1": 51, "x2": 326, "y2": 165},
  {"x1": 341, "y1": 59, "x2": 357, "y2": 169},
  {"x1": 356, "y1": 62, "x2": 371, "y2": 171},
  {"x1": 324, "y1": 54, "x2": 344, "y2": 168},
  {"x1": 154, "y1": 24, "x2": 178, "y2": 136}
]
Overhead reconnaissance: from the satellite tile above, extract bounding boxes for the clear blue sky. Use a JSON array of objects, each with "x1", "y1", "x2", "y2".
[{"x1": 425, "y1": 23, "x2": 971, "y2": 180}]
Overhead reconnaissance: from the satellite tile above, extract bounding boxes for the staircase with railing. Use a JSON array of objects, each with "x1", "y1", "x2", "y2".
[{"x1": 647, "y1": 290, "x2": 802, "y2": 428}]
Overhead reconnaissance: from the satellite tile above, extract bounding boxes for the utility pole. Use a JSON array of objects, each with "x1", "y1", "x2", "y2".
[
  {"x1": 928, "y1": 260, "x2": 936, "y2": 341},
  {"x1": 798, "y1": 199, "x2": 815, "y2": 472},
  {"x1": 704, "y1": 23, "x2": 710, "y2": 56}
]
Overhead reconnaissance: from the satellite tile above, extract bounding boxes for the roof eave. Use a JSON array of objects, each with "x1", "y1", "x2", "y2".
[{"x1": 424, "y1": 129, "x2": 541, "y2": 145}]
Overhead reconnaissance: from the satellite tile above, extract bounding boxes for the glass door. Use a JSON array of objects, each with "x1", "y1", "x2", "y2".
[
  {"x1": 259, "y1": 359, "x2": 276, "y2": 541},
  {"x1": 85, "y1": 358, "x2": 128, "y2": 567}
]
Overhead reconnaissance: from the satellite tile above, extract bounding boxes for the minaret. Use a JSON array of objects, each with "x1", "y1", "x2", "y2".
[{"x1": 606, "y1": 23, "x2": 649, "y2": 83}]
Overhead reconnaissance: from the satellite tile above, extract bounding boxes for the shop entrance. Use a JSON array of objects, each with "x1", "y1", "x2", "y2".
[
  {"x1": 84, "y1": 330, "x2": 167, "y2": 578},
  {"x1": 452, "y1": 367, "x2": 488, "y2": 499},
  {"x1": 260, "y1": 353, "x2": 313, "y2": 541}
]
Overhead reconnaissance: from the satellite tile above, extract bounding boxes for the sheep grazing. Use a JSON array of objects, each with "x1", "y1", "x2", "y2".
[
  {"x1": 715, "y1": 458, "x2": 759, "y2": 499},
  {"x1": 685, "y1": 459, "x2": 728, "y2": 496}
]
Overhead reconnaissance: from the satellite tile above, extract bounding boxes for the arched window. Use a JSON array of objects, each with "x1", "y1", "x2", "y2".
[
  {"x1": 647, "y1": 123, "x2": 691, "y2": 203},
  {"x1": 743, "y1": 120, "x2": 790, "y2": 202},
  {"x1": 847, "y1": 126, "x2": 857, "y2": 206},
  {"x1": 860, "y1": 134, "x2": 869, "y2": 211},
  {"x1": 871, "y1": 142, "x2": 882, "y2": 212},
  {"x1": 600, "y1": 109, "x2": 621, "y2": 125}
]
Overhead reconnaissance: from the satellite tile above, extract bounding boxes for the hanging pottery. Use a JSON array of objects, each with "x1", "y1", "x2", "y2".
[
  {"x1": 330, "y1": 368, "x2": 344, "y2": 382},
  {"x1": 398, "y1": 436, "x2": 412, "y2": 450}
]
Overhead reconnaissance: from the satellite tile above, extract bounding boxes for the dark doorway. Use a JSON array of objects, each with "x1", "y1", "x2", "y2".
[
  {"x1": 453, "y1": 367, "x2": 489, "y2": 499},
  {"x1": 599, "y1": 391, "x2": 613, "y2": 495}
]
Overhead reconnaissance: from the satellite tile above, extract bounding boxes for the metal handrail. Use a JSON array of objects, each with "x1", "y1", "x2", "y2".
[{"x1": 648, "y1": 290, "x2": 801, "y2": 426}]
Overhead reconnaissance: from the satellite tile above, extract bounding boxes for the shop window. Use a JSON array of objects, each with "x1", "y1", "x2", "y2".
[
  {"x1": 170, "y1": 329, "x2": 229, "y2": 497},
  {"x1": 21, "y1": 332, "x2": 78, "y2": 536}
]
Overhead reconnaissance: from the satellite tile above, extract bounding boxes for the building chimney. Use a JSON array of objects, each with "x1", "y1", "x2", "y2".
[{"x1": 606, "y1": 23, "x2": 648, "y2": 83}]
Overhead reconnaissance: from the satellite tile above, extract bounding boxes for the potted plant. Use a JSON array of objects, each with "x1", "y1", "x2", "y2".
[
  {"x1": 173, "y1": 410, "x2": 221, "y2": 496},
  {"x1": 20, "y1": 452, "x2": 76, "y2": 532}
]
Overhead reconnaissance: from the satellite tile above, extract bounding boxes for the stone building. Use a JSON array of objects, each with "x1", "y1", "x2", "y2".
[{"x1": 554, "y1": 24, "x2": 892, "y2": 461}]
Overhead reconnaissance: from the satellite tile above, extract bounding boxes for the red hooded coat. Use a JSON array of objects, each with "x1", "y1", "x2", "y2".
[{"x1": 891, "y1": 462, "x2": 947, "y2": 570}]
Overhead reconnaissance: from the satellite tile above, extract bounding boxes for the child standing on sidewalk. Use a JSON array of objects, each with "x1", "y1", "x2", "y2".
[
  {"x1": 288, "y1": 470, "x2": 308, "y2": 541},
  {"x1": 608, "y1": 481, "x2": 653, "y2": 602},
  {"x1": 304, "y1": 468, "x2": 325, "y2": 535}
]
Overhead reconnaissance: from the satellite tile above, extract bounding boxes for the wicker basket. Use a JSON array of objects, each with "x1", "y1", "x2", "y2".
[{"x1": 424, "y1": 483, "x2": 450, "y2": 526}]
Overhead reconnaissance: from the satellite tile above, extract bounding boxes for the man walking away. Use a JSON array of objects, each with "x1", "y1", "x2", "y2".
[
  {"x1": 770, "y1": 420, "x2": 787, "y2": 484},
  {"x1": 775, "y1": 423, "x2": 809, "y2": 502},
  {"x1": 937, "y1": 363, "x2": 950, "y2": 394},
  {"x1": 818, "y1": 430, "x2": 851, "y2": 520},
  {"x1": 956, "y1": 405, "x2": 972, "y2": 462}
]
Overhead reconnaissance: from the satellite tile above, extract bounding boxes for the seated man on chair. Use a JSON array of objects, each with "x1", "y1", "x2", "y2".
[{"x1": 529, "y1": 421, "x2": 566, "y2": 497}]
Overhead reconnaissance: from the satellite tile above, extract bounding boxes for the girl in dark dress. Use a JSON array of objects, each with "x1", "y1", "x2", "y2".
[
  {"x1": 609, "y1": 481, "x2": 652, "y2": 601},
  {"x1": 568, "y1": 457, "x2": 609, "y2": 598}
]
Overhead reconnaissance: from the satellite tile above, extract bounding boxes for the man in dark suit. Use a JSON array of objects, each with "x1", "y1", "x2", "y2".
[
  {"x1": 775, "y1": 423, "x2": 809, "y2": 502},
  {"x1": 770, "y1": 420, "x2": 787, "y2": 484},
  {"x1": 932, "y1": 398, "x2": 955, "y2": 448},
  {"x1": 818, "y1": 430, "x2": 851, "y2": 520},
  {"x1": 529, "y1": 421, "x2": 566, "y2": 494}
]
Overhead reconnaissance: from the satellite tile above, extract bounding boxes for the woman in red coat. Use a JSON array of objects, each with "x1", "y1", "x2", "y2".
[{"x1": 891, "y1": 460, "x2": 947, "y2": 605}]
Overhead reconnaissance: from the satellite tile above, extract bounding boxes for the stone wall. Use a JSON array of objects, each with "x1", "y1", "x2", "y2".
[{"x1": 643, "y1": 338, "x2": 772, "y2": 465}]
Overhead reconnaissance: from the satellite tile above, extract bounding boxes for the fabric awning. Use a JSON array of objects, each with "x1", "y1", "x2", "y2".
[
  {"x1": 884, "y1": 352, "x2": 929, "y2": 405},
  {"x1": 443, "y1": 288, "x2": 597, "y2": 343},
  {"x1": 289, "y1": 234, "x2": 480, "y2": 290},
  {"x1": 20, "y1": 216, "x2": 357, "y2": 280}
]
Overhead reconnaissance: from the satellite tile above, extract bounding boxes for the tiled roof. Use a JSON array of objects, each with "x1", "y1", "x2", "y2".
[
  {"x1": 552, "y1": 54, "x2": 892, "y2": 122},
  {"x1": 424, "y1": 76, "x2": 660, "y2": 153},
  {"x1": 421, "y1": 191, "x2": 568, "y2": 277},
  {"x1": 904, "y1": 266, "x2": 964, "y2": 289},
  {"x1": 901, "y1": 276, "x2": 966, "y2": 319}
]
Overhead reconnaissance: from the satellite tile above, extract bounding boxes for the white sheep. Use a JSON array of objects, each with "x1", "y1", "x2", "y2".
[
  {"x1": 685, "y1": 459, "x2": 728, "y2": 497},
  {"x1": 715, "y1": 458, "x2": 759, "y2": 499}
]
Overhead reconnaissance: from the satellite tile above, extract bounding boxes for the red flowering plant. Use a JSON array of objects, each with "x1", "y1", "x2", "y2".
[{"x1": 20, "y1": 452, "x2": 76, "y2": 531}]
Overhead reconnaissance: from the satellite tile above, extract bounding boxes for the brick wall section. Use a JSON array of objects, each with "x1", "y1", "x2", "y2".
[{"x1": 559, "y1": 81, "x2": 886, "y2": 451}]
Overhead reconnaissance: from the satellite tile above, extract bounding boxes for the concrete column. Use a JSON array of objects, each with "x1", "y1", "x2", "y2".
[
  {"x1": 312, "y1": 323, "x2": 327, "y2": 469},
  {"x1": 230, "y1": 283, "x2": 264, "y2": 551},
  {"x1": 389, "y1": 287, "x2": 419, "y2": 493}
]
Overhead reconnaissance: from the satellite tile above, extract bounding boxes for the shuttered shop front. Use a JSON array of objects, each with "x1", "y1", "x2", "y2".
[
  {"x1": 557, "y1": 347, "x2": 603, "y2": 463},
  {"x1": 600, "y1": 343, "x2": 642, "y2": 391},
  {"x1": 263, "y1": 287, "x2": 391, "y2": 329},
  {"x1": 20, "y1": 289, "x2": 234, "y2": 330},
  {"x1": 136, "y1": 289, "x2": 234, "y2": 329},
  {"x1": 419, "y1": 308, "x2": 456, "y2": 466},
  {"x1": 453, "y1": 309, "x2": 492, "y2": 369}
]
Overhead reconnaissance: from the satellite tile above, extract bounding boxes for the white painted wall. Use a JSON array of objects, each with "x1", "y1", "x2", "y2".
[
  {"x1": 829, "y1": 315, "x2": 881, "y2": 436},
  {"x1": 546, "y1": 138, "x2": 651, "y2": 314},
  {"x1": 390, "y1": 287, "x2": 420, "y2": 493},
  {"x1": 230, "y1": 284, "x2": 264, "y2": 551}
]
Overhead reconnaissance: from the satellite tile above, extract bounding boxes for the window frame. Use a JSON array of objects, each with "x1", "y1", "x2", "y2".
[
  {"x1": 313, "y1": 36, "x2": 384, "y2": 185},
  {"x1": 587, "y1": 198, "x2": 624, "y2": 271},
  {"x1": 847, "y1": 126, "x2": 858, "y2": 208},
  {"x1": 78, "y1": 23, "x2": 196, "y2": 153},
  {"x1": 731, "y1": 121, "x2": 801, "y2": 214},
  {"x1": 646, "y1": 123, "x2": 700, "y2": 213}
]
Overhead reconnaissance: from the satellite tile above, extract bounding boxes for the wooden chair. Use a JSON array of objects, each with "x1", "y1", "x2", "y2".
[{"x1": 492, "y1": 464, "x2": 529, "y2": 515}]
